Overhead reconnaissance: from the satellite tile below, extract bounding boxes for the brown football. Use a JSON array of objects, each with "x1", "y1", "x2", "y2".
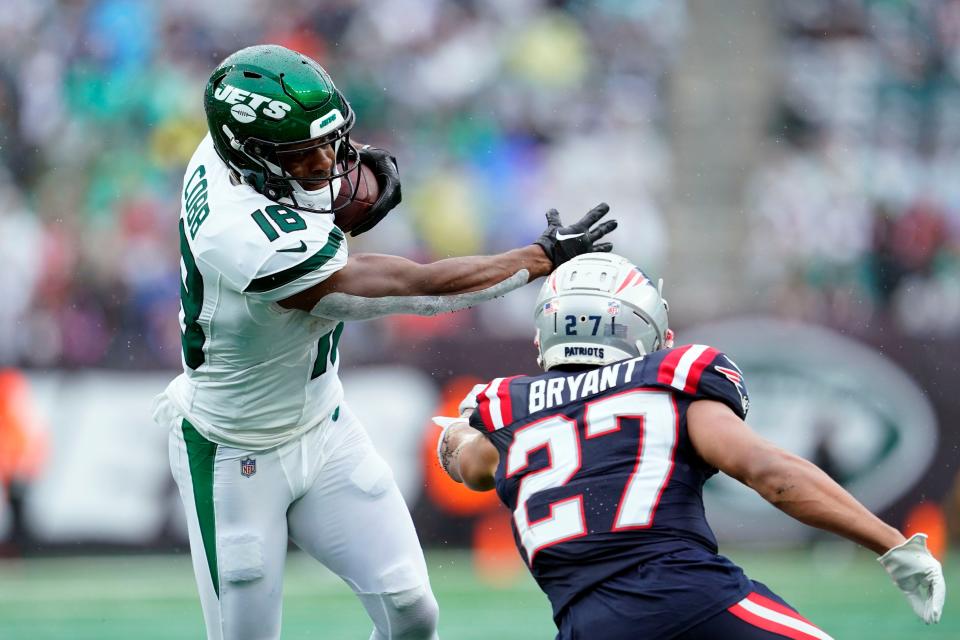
[{"x1": 333, "y1": 162, "x2": 380, "y2": 233}]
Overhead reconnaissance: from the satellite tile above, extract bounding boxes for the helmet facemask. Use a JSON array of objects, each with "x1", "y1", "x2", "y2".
[{"x1": 233, "y1": 115, "x2": 361, "y2": 214}]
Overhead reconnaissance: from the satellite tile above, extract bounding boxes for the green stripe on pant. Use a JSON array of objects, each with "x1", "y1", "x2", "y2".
[{"x1": 182, "y1": 419, "x2": 220, "y2": 597}]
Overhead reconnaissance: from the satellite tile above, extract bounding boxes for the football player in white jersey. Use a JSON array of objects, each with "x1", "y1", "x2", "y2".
[{"x1": 152, "y1": 44, "x2": 618, "y2": 640}]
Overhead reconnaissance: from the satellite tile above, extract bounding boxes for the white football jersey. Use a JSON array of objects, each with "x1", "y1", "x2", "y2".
[{"x1": 158, "y1": 135, "x2": 348, "y2": 449}]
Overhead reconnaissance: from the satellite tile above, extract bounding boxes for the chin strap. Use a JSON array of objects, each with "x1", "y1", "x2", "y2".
[{"x1": 310, "y1": 269, "x2": 529, "y2": 321}]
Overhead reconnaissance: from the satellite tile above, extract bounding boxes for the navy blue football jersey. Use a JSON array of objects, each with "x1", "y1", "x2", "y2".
[{"x1": 468, "y1": 344, "x2": 755, "y2": 636}]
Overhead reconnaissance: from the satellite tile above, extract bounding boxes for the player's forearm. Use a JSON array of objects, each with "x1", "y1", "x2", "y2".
[
  {"x1": 282, "y1": 246, "x2": 552, "y2": 318},
  {"x1": 413, "y1": 245, "x2": 552, "y2": 296},
  {"x1": 748, "y1": 449, "x2": 905, "y2": 554},
  {"x1": 343, "y1": 246, "x2": 553, "y2": 298}
]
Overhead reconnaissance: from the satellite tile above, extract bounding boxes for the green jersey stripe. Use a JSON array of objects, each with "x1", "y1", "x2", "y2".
[
  {"x1": 311, "y1": 330, "x2": 332, "y2": 380},
  {"x1": 330, "y1": 321, "x2": 344, "y2": 366},
  {"x1": 182, "y1": 419, "x2": 220, "y2": 598},
  {"x1": 179, "y1": 220, "x2": 207, "y2": 369},
  {"x1": 244, "y1": 227, "x2": 344, "y2": 294},
  {"x1": 310, "y1": 321, "x2": 344, "y2": 380}
]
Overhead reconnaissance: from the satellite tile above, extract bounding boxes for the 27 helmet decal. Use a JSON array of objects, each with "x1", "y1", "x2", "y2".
[{"x1": 533, "y1": 253, "x2": 670, "y2": 371}]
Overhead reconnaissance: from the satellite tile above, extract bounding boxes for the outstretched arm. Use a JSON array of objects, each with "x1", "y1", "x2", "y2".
[
  {"x1": 687, "y1": 399, "x2": 903, "y2": 554},
  {"x1": 280, "y1": 246, "x2": 552, "y2": 314},
  {"x1": 687, "y1": 399, "x2": 945, "y2": 624},
  {"x1": 280, "y1": 203, "x2": 617, "y2": 319}
]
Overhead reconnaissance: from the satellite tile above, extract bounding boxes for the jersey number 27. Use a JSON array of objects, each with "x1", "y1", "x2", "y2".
[{"x1": 506, "y1": 389, "x2": 677, "y2": 563}]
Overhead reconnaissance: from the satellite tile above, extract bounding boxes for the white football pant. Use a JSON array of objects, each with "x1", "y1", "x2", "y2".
[{"x1": 166, "y1": 403, "x2": 439, "y2": 640}]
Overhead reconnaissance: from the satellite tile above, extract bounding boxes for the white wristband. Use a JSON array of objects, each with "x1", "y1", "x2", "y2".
[
  {"x1": 311, "y1": 270, "x2": 530, "y2": 320},
  {"x1": 433, "y1": 416, "x2": 469, "y2": 479}
]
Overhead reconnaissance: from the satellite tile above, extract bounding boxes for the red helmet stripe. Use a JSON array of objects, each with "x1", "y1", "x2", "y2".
[{"x1": 615, "y1": 270, "x2": 639, "y2": 294}]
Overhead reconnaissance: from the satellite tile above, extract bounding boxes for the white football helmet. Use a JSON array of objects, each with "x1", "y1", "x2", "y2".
[{"x1": 534, "y1": 253, "x2": 670, "y2": 371}]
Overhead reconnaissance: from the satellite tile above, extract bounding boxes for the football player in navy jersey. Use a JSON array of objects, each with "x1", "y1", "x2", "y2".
[{"x1": 435, "y1": 253, "x2": 945, "y2": 640}]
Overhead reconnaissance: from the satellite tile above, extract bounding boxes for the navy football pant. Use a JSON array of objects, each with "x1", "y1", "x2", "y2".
[
  {"x1": 556, "y1": 578, "x2": 832, "y2": 640},
  {"x1": 677, "y1": 581, "x2": 833, "y2": 640}
]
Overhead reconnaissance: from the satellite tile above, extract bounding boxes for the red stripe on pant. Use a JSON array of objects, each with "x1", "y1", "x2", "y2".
[
  {"x1": 745, "y1": 593, "x2": 813, "y2": 623},
  {"x1": 727, "y1": 594, "x2": 827, "y2": 640}
]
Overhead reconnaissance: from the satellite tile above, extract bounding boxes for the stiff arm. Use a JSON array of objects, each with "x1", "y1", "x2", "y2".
[
  {"x1": 281, "y1": 247, "x2": 550, "y2": 319},
  {"x1": 280, "y1": 202, "x2": 617, "y2": 320}
]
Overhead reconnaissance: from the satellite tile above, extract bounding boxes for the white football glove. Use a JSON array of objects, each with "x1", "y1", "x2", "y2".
[
  {"x1": 458, "y1": 383, "x2": 487, "y2": 417},
  {"x1": 878, "y1": 533, "x2": 946, "y2": 624}
]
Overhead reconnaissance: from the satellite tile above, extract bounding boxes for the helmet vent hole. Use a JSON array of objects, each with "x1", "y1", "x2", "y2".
[
  {"x1": 243, "y1": 71, "x2": 262, "y2": 79},
  {"x1": 632, "y1": 311, "x2": 652, "y2": 326}
]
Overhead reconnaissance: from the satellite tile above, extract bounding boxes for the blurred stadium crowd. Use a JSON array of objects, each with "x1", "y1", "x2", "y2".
[
  {"x1": 2, "y1": 0, "x2": 959, "y2": 371},
  {"x1": 749, "y1": 0, "x2": 960, "y2": 336},
  {"x1": 0, "y1": 0, "x2": 682, "y2": 369}
]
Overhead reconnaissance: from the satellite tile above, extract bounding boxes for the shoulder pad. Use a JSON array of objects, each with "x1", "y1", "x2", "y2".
[
  {"x1": 241, "y1": 221, "x2": 347, "y2": 301},
  {"x1": 469, "y1": 375, "x2": 524, "y2": 432},
  {"x1": 655, "y1": 345, "x2": 749, "y2": 418},
  {"x1": 186, "y1": 141, "x2": 348, "y2": 299}
]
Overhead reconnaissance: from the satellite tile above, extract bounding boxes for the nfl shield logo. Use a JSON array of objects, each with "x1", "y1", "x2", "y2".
[{"x1": 240, "y1": 457, "x2": 256, "y2": 478}]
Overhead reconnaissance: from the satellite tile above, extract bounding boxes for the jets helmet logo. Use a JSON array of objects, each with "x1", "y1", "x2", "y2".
[
  {"x1": 213, "y1": 83, "x2": 292, "y2": 121},
  {"x1": 230, "y1": 103, "x2": 257, "y2": 123}
]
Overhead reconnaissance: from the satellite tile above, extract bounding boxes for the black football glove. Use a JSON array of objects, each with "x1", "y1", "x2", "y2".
[
  {"x1": 351, "y1": 145, "x2": 402, "y2": 237},
  {"x1": 534, "y1": 202, "x2": 617, "y2": 269}
]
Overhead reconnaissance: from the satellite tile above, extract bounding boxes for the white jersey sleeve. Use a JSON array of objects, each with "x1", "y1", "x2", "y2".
[
  {"x1": 198, "y1": 210, "x2": 348, "y2": 302},
  {"x1": 189, "y1": 137, "x2": 348, "y2": 302},
  {"x1": 241, "y1": 224, "x2": 346, "y2": 302}
]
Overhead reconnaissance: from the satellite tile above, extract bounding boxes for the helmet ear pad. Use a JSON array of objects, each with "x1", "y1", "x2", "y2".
[{"x1": 533, "y1": 253, "x2": 670, "y2": 371}]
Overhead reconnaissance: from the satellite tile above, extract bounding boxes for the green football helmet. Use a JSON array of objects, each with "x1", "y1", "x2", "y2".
[{"x1": 204, "y1": 44, "x2": 360, "y2": 213}]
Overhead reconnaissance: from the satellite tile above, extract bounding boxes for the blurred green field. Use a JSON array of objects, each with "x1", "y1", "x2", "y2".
[{"x1": 0, "y1": 548, "x2": 955, "y2": 639}]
